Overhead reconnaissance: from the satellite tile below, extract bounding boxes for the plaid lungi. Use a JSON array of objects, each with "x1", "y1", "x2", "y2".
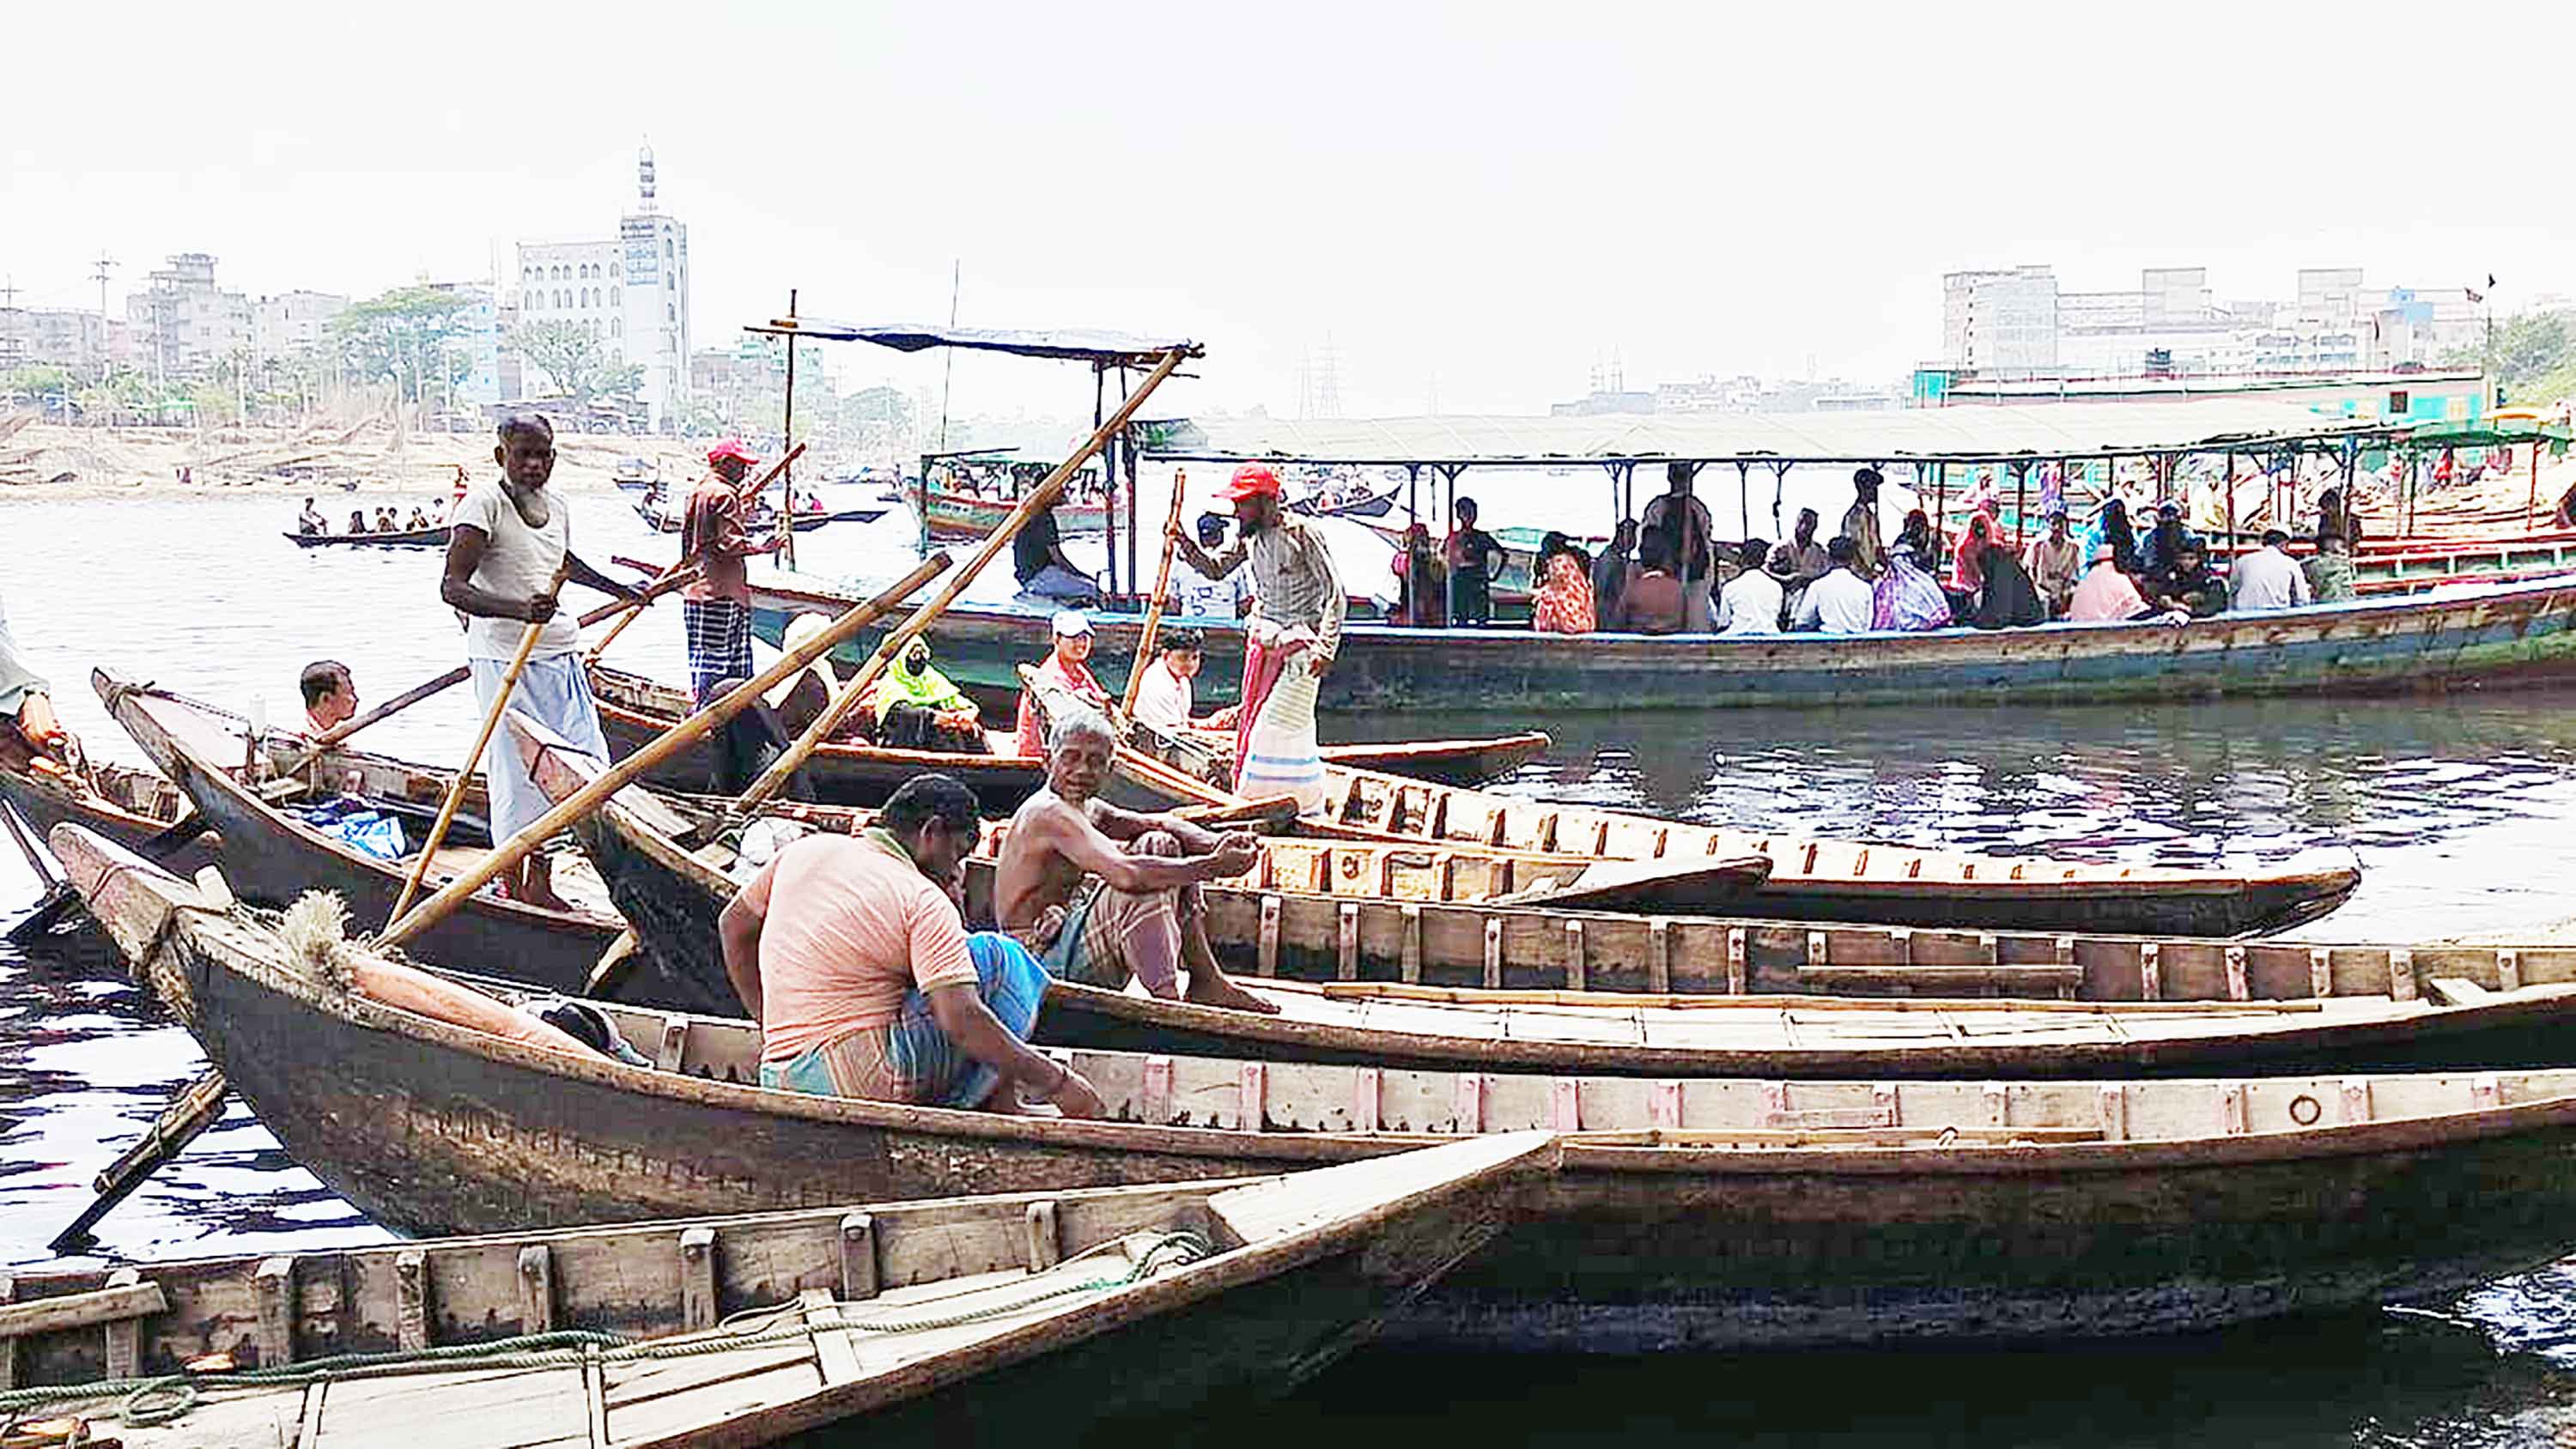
[
  {"x1": 759, "y1": 933, "x2": 1051, "y2": 1109},
  {"x1": 1032, "y1": 873, "x2": 1187, "y2": 997},
  {"x1": 682, "y1": 598, "x2": 755, "y2": 708}
]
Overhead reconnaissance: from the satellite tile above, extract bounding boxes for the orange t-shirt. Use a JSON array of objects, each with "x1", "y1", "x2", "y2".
[{"x1": 740, "y1": 832, "x2": 975, "y2": 1062}]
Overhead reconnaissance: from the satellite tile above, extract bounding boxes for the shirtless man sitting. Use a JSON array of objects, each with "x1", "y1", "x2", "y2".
[{"x1": 993, "y1": 707, "x2": 1279, "y2": 1014}]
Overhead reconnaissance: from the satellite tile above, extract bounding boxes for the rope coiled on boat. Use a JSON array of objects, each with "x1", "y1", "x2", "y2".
[{"x1": 0, "y1": 1231, "x2": 1213, "y2": 1428}]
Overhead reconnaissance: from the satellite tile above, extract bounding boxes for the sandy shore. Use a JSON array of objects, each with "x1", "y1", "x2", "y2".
[{"x1": 0, "y1": 421, "x2": 721, "y2": 500}]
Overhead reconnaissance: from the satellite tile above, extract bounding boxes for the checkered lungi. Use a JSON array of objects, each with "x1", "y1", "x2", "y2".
[
  {"x1": 1026, "y1": 831, "x2": 1199, "y2": 997},
  {"x1": 682, "y1": 598, "x2": 755, "y2": 709},
  {"x1": 758, "y1": 933, "x2": 1051, "y2": 1109}
]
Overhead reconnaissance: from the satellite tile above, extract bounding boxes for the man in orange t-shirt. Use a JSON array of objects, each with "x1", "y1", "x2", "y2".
[{"x1": 718, "y1": 773, "x2": 1103, "y2": 1116}]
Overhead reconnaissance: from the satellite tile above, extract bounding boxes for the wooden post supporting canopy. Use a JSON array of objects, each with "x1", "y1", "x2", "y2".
[{"x1": 732, "y1": 344, "x2": 1196, "y2": 814}]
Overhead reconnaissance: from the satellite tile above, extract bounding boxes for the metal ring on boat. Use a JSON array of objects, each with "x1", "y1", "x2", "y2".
[{"x1": 2288, "y1": 1094, "x2": 2322, "y2": 1126}]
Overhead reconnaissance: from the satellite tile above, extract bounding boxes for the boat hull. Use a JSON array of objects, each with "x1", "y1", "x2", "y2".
[
  {"x1": 284, "y1": 525, "x2": 451, "y2": 549},
  {"x1": 752, "y1": 571, "x2": 2576, "y2": 713},
  {"x1": 0, "y1": 764, "x2": 216, "y2": 877}
]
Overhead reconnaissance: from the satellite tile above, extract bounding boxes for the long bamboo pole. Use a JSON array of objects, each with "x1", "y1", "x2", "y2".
[
  {"x1": 386, "y1": 561, "x2": 573, "y2": 924},
  {"x1": 732, "y1": 346, "x2": 1195, "y2": 814},
  {"x1": 378, "y1": 549, "x2": 955, "y2": 951},
  {"x1": 1119, "y1": 468, "x2": 1190, "y2": 721}
]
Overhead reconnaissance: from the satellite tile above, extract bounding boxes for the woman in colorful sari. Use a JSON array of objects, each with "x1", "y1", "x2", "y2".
[
  {"x1": 1871, "y1": 543, "x2": 1953, "y2": 632},
  {"x1": 1531, "y1": 531, "x2": 1596, "y2": 634},
  {"x1": 1950, "y1": 512, "x2": 1996, "y2": 600}
]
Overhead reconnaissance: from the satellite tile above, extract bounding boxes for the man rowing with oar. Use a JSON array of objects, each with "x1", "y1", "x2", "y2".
[
  {"x1": 993, "y1": 706, "x2": 1279, "y2": 1014},
  {"x1": 439, "y1": 412, "x2": 638, "y2": 911},
  {"x1": 1170, "y1": 464, "x2": 1344, "y2": 810}
]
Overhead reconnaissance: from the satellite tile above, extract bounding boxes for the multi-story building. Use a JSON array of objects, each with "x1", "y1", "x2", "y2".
[
  {"x1": 1940, "y1": 266, "x2": 2059, "y2": 374},
  {"x1": 125, "y1": 253, "x2": 251, "y2": 379},
  {"x1": 251, "y1": 290, "x2": 348, "y2": 364},
  {"x1": 506, "y1": 147, "x2": 690, "y2": 429},
  {"x1": 0, "y1": 308, "x2": 131, "y2": 374}
]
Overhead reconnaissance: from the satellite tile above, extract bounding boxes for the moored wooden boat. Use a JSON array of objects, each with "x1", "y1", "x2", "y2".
[
  {"x1": 750, "y1": 566, "x2": 2576, "y2": 714},
  {"x1": 0, "y1": 1136, "x2": 1544, "y2": 1448},
  {"x1": 915, "y1": 484, "x2": 1115, "y2": 540},
  {"x1": 91, "y1": 670, "x2": 731, "y2": 1015},
  {"x1": 283, "y1": 524, "x2": 451, "y2": 549},
  {"x1": 64, "y1": 828, "x2": 2576, "y2": 1353},
  {"x1": 0, "y1": 758, "x2": 218, "y2": 876},
  {"x1": 515, "y1": 727, "x2": 2576, "y2": 1080}
]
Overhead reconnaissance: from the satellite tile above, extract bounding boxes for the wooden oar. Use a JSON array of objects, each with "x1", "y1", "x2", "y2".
[
  {"x1": 734, "y1": 345, "x2": 1196, "y2": 815},
  {"x1": 386, "y1": 560, "x2": 572, "y2": 925},
  {"x1": 378, "y1": 551, "x2": 955, "y2": 952},
  {"x1": 1118, "y1": 468, "x2": 1190, "y2": 722},
  {"x1": 47, "y1": 1067, "x2": 230, "y2": 1253}
]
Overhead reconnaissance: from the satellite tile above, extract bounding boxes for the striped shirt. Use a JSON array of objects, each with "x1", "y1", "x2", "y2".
[{"x1": 1181, "y1": 518, "x2": 1345, "y2": 660}]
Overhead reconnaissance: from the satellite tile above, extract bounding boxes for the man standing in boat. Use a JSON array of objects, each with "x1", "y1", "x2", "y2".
[
  {"x1": 1640, "y1": 466, "x2": 1715, "y2": 632},
  {"x1": 439, "y1": 412, "x2": 639, "y2": 911},
  {"x1": 678, "y1": 438, "x2": 781, "y2": 708},
  {"x1": 1841, "y1": 469, "x2": 1887, "y2": 580},
  {"x1": 1170, "y1": 463, "x2": 1344, "y2": 809},
  {"x1": 994, "y1": 708, "x2": 1277, "y2": 1014},
  {"x1": 721, "y1": 773, "x2": 1104, "y2": 1116}
]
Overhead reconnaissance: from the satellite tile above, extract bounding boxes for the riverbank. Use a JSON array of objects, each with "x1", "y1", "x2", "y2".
[{"x1": 0, "y1": 420, "x2": 709, "y2": 500}]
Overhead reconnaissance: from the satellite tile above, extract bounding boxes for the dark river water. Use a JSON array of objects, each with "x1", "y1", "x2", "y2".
[{"x1": 7, "y1": 488, "x2": 2576, "y2": 1444}]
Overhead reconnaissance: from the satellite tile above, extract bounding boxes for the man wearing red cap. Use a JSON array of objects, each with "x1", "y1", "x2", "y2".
[
  {"x1": 679, "y1": 439, "x2": 781, "y2": 707},
  {"x1": 1172, "y1": 464, "x2": 1343, "y2": 809}
]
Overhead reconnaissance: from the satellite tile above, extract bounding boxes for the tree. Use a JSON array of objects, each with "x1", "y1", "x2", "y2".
[
  {"x1": 334, "y1": 286, "x2": 476, "y2": 409},
  {"x1": 842, "y1": 384, "x2": 912, "y2": 429},
  {"x1": 513, "y1": 319, "x2": 643, "y2": 404}
]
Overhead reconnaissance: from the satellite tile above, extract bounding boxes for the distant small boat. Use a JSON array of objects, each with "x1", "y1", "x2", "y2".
[
  {"x1": 611, "y1": 455, "x2": 659, "y2": 491},
  {"x1": 1290, "y1": 484, "x2": 1400, "y2": 519},
  {"x1": 915, "y1": 485, "x2": 1118, "y2": 539},
  {"x1": 633, "y1": 500, "x2": 887, "y2": 534},
  {"x1": 283, "y1": 524, "x2": 450, "y2": 549}
]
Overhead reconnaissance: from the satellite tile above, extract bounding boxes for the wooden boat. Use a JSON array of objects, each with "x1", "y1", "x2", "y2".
[
  {"x1": 586, "y1": 662, "x2": 1550, "y2": 805},
  {"x1": 283, "y1": 524, "x2": 451, "y2": 549},
  {"x1": 66, "y1": 830, "x2": 2576, "y2": 1353},
  {"x1": 0, "y1": 757, "x2": 217, "y2": 876},
  {"x1": 91, "y1": 670, "x2": 729, "y2": 1015},
  {"x1": 915, "y1": 485, "x2": 1115, "y2": 540},
  {"x1": 512, "y1": 713, "x2": 1772, "y2": 925},
  {"x1": 750, "y1": 566, "x2": 2576, "y2": 713},
  {"x1": 515, "y1": 729, "x2": 2576, "y2": 1080},
  {"x1": 633, "y1": 500, "x2": 884, "y2": 534},
  {"x1": 1024, "y1": 675, "x2": 2361, "y2": 937},
  {"x1": 0, "y1": 1137, "x2": 1543, "y2": 1449}
]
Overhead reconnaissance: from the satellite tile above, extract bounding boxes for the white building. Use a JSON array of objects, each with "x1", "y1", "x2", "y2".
[
  {"x1": 1941, "y1": 266, "x2": 2058, "y2": 374},
  {"x1": 251, "y1": 290, "x2": 348, "y2": 364},
  {"x1": 507, "y1": 147, "x2": 690, "y2": 428},
  {"x1": 126, "y1": 253, "x2": 251, "y2": 379}
]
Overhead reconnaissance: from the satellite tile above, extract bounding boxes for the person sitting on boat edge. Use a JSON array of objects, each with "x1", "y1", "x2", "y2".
[
  {"x1": 875, "y1": 636, "x2": 988, "y2": 754},
  {"x1": 347, "y1": 508, "x2": 367, "y2": 535},
  {"x1": 2306, "y1": 532, "x2": 2357, "y2": 603},
  {"x1": 2144, "y1": 536, "x2": 2227, "y2": 620},
  {"x1": 1012, "y1": 494, "x2": 1100, "y2": 606},
  {"x1": 720, "y1": 773, "x2": 1103, "y2": 1118},
  {"x1": 1613, "y1": 534, "x2": 1686, "y2": 634},
  {"x1": 1872, "y1": 543, "x2": 1952, "y2": 632},
  {"x1": 301, "y1": 660, "x2": 358, "y2": 737},
  {"x1": 297, "y1": 497, "x2": 327, "y2": 535},
  {"x1": 1388, "y1": 520, "x2": 1446, "y2": 627},
  {"x1": 2137, "y1": 502, "x2": 2196, "y2": 580},
  {"x1": 2229, "y1": 529, "x2": 2313, "y2": 613},
  {"x1": 1132, "y1": 627, "x2": 1237, "y2": 736},
  {"x1": 406, "y1": 505, "x2": 434, "y2": 530},
  {"x1": 1012, "y1": 610, "x2": 1111, "y2": 756},
  {"x1": 1790, "y1": 537, "x2": 1875, "y2": 635},
  {"x1": 995, "y1": 707, "x2": 1277, "y2": 1015},
  {"x1": 1714, "y1": 538, "x2": 1784, "y2": 637}
]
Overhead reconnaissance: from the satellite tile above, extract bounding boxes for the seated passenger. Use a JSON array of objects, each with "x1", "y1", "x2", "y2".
[
  {"x1": 720, "y1": 773, "x2": 1103, "y2": 1116},
  {"x1": 407, "y1": 506, "x2": 434, "y2": 530},
  {"x1": 994, "y1": 707, "x2": 1276, "y2": 1013},
  {"x1": 347, "y1": 509, "x2": 368, "y2": 534},
  {"x1": 2306, "y1": 535, "x2": 2357, "y2": 603},
  {"x1": 1530, "y1": 532, "x2": 1597, "y2": 634},
  {"x1": 2067, "y1": 542, "x2": 2182, "y2": 624},
  {"x1": 1613, "y1": 537, "x2": 1686, "y2": 634},
  {"x1": 874, "y1": 638, "x2": 989, "y2": 754},
  {"x1": 1012, "y1": 611, "x2": 1111, "y2": 755},
  {"x1": 2230, "y1": 529, "x2": 2313, "y2": 612},
  {"x1": 1131, "y1": 627, "x2": 1237, "y2": 734},
  {"x1": 1873, "y1": 544, "x2": 1953, "y2": 632},
  {"x1": 300, "y1": 659, "x2": 359, "y2": 737},
  {"x1": 2145, "y1": 537, "x2": 2227, "y2": 619},
  {"x1": 1714, "y1": 538, "x2": 1784, "y2": 637},
  {"x1": 297, "y1": 498, "x2": 327, "y2": 535},
  {"x1": 1966, "y1": 535, "x2": 2048, "y2": 629},
  {"x1": 2022, "y1": 510, "x2": 2082, "y2": 618},
  {"x1": 1, "y1": 599, "x2": 76, "y2": 779},
  {"x1": 1790, "y1": 537, "x2": 1876, "y2": 634}
]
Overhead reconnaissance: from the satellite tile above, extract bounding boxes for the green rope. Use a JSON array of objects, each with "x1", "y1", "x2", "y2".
[{"x1": 3, "y1": 1231, "x2": 1216, "y2": 1429}]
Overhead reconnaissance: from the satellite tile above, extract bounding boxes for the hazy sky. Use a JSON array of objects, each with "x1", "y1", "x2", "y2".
[{"x1": 9, "y1": 1, "x2": 2572, "y2": 419}]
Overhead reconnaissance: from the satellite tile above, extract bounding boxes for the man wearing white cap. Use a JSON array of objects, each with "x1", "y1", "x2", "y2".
[
  {"x1": 679, "y1": 439, "x2": 782, "y2": 707},
  {"x1": 1171, "y1": 464, "x2": 1344, "y2": 809},
  {"x1": 1012, "y1": 610, "x2": 1111, "y2": 756}
]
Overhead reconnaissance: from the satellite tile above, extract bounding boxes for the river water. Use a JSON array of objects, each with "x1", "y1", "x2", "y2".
[{"x1": 7, "y1": 487, "x2": 2576, "y2": 1443}]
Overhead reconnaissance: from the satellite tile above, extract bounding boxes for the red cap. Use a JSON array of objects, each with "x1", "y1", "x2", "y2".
[
  {"x1": 1217, "y1": 464, "x2": 1283, "y2": 501},
  {"x1": 707, "y1": 438, "x2": 760, "y2": 468}
]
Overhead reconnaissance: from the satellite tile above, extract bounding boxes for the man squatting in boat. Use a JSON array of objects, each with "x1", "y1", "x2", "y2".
[{"x1": 720, "y1": 773, "x2": 1109, "y2": 1116}]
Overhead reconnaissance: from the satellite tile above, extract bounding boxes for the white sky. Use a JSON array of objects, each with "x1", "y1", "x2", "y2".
[{"x1": 7, "y1": 0, "x2": 2573, "y2": 419}]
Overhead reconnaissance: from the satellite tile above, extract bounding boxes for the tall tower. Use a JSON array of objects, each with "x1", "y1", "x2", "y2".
[{"x1": 636, "y1": 143, "x2": 657, "y2": 214}]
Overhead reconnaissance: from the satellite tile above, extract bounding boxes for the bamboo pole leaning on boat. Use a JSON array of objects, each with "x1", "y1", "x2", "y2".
[
  {"x1": 732, "y1": 343, "x2": 1196, "y2": 815},
  {"x1": 376, "y1": 550, "x2": 955, "y2": 951},
  {"x1": 1120, "y1": 467, "x2": 1190, "y2": 722},
  {"x1": 386, "y1": 561, "x2": 573, "y2": 924}
]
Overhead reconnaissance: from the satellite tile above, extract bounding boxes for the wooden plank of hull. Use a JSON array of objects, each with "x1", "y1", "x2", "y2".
[
  {"x1": 90, "y1": 673, "x2": 736, "y2": 1016},
  {"x1": 0, "y1": 764, "x2": 216, "y2": 876},
  {"x1": 62, "y1": 835, "x2": 2576, "y2": 1353},
  {"x1": 752, "y1": 570, "x2": 2576, "y2": 714}
]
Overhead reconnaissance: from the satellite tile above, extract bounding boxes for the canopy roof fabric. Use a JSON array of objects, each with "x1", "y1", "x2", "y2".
[
  {"x1": 2392, "y1": 417, "x2": 2575, "y2": 455},
  {"x1": 742, "y1": 320, "x2": 1199, "y2": 365},
  {"x1": 1137, "y1": 400, "x2": 2405, "y2": 467}
]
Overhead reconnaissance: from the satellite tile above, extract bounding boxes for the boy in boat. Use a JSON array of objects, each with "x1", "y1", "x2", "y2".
[
  {"x1": 1170, "y1": 464, "x2": 1345, "y2": 808},
  {"x1": 440, "y1": 412, "x2": 640, "y2": 910},
  {"x1": 1130, "y1": 627, "x2": 1237, "y2": 735},
  {"x1": 994, "y1": 707, "x2": 1277, "y2": 1014},
  {"x1": 1012, "y1": 611, "x2": 1111, "y2": 756},
  {"x1": 300, "y1": 660, "x2": 358, "y2": 737},
  {"x1": 720, "y1": 773, "x2": 1104, "y2": 1117}
]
